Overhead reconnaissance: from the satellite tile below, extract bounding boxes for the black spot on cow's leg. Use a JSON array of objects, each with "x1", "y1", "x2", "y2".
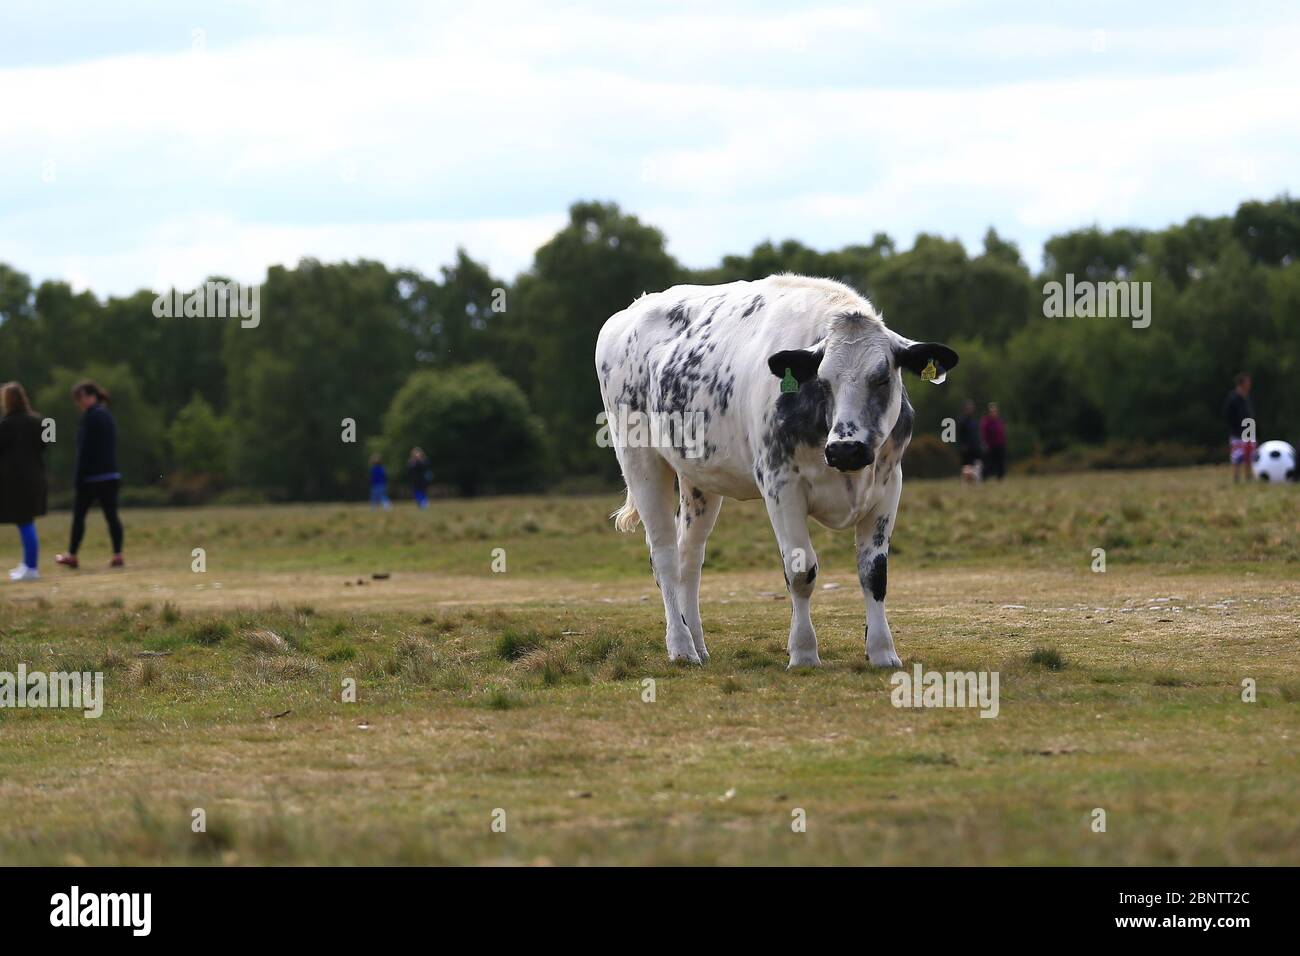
[
  {"x1": 872, "y1": 516, "x2": 888, "y2": 548},
  {"x1": 868, "y1": 553, "x2": 887, "y2": 602},
  {"x1": 785, "y1": 555, "x2": 816, "y2": 598}
]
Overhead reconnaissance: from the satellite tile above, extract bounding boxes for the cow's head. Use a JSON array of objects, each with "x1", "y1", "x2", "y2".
[{"x1": 767, "y1": 312, "x2": 957, "y2": 472}]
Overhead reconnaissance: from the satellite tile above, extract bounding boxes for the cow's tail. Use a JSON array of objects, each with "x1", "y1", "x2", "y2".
[{"x1": 611, "y1": 488, "x2": 641, "y2": 532}]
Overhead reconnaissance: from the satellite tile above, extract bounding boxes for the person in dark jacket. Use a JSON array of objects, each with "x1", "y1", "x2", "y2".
[
  {"x1": 1222, "y1": 372, "x2": 1257, "y2": 483},
  {"x1": 407, "y1": 447, "x2": 431, "y2": 509},
  {"x1": 55, "y1": 379, "x2": 125, "y2": 569},
  {"x1": 0, "y1": 382, "x2": 48, "y2": 581}
]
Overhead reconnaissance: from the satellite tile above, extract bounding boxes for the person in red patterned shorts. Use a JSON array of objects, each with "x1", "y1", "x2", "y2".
[{"x1": 1222, "y1": 372, "x2": 1256, "y2": 483}]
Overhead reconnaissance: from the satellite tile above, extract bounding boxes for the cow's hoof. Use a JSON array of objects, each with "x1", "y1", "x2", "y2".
[
  {"x1": 787, "y1": 654, "x2": 822, "y2": 669},
  {"x1": 668, "y1": 648, "x2": 703, "y2": 665},
  {"x1": 869, "y1": 652, "x2": 903, "y2": 669}
]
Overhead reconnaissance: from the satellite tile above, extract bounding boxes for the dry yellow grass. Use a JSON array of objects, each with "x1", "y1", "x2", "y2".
[{"x1": 0, "y1": 468, "x2": 1296, "y2": 864}]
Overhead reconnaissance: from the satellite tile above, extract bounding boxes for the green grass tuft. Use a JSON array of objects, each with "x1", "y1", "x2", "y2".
[
  {"x1": 1029, "y1": 646, "x2": 1065, "y2": 670},
  {"x1": 495, "y1": 629, "x2": 545, "y2": 662},
  {"x1": 483, "y1": 689, "x2": 521, "y2": 710},
  {"x1": 188, "y1": 619, "x2": 233, "y2": 646}
]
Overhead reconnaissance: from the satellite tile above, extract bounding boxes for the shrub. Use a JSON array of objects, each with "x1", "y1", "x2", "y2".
[
  {"x1": 904, "y1": 433, "x2": 961, "y2": 479},
  {"x1": 168, "y1": 394, "x2": 231, "y2": 480},
  {"x1": 378, "y1": 364, "x2": 551, "y2": 496}
]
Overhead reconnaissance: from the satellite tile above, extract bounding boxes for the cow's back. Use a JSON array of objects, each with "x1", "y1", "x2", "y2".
[{"x1": 597, "y1": 277, "x2": 851, "y2": 499}]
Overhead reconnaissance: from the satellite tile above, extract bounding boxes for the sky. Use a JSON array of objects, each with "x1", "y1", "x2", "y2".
[{"x1": 2, "y1": 0, "x2": 1298, "y2": 298}]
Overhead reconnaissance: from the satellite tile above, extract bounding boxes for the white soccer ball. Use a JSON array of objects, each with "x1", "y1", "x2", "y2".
[{"x1": 1252, "y1": 440, "x2": 1298, "y2": 483}]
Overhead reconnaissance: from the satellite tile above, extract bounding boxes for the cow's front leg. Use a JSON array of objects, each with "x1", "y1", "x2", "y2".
[
  {"x1": 763, "y1": 485, "x2": 820, "y2": 668},
  {"x1": 854, "y1": 469, "x2": 903, "y2": 668}
]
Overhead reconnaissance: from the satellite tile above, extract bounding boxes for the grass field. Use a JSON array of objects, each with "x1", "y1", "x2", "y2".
[{"x1": 0, "y1": 466, "x2": 1296, "y2": 865}]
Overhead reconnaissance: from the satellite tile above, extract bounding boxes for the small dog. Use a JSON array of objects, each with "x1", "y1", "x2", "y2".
[{"x1": 960, "y1": 459, "x2": 983, "y2": 485}]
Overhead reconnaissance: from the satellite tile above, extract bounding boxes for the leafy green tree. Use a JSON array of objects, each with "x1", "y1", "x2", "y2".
[
  {"x1": 101, "y1": 286, "x2": 229, "y2": 421},
  {"x1": 1232, "y1": 196, "x2": 1300, "y2": 266},
  {"x1": 1144, "y1": 215, "x2": 1232, "y2": 289},
  {"x1": 868, "y1": 234, "x2": 974, "y2": 342},
  {"x1": 1042, "y1": 227, "x2": 1148, "y2": 280},
  {"x1": 4, "y1": 190, "x2": 1300, "y2": 494},
  {"x1": 223, "y1": 258, "x2": 416, "y2": 499},
  {"x1": 396, "y1": 249, "x2": 512, "y2": 369},
  {"x1": 516, "y1": 201, "x2": 679, "y2": 473},
  {"x1": 169, "y1": 394, "x2": 231, "y2": 478},
  {"x1": 378, "y1": 364, "x2": 549, "y2": 496}
]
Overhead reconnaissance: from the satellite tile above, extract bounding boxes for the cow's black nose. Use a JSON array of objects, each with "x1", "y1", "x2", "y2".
[{"x1": 825, "y1": 440, "x2": 873, "y2": 472}]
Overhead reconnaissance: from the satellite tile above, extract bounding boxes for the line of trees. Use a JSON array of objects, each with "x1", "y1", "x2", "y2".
[{"x1": 1, "y1": 196, "x2": 1297, "y2": 502}]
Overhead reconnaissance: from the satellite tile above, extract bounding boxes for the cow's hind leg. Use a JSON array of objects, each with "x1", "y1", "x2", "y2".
[
  {"x1": 623, "y1": 450, "x2": 701, "y2": 663},
  {"x1": 676, "y1": 480, "x2": 722, "y2": 663}
]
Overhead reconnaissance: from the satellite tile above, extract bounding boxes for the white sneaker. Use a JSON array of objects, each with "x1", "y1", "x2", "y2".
[{"x1": 9, "y1": 566, "x2": 40, "y2": 581}]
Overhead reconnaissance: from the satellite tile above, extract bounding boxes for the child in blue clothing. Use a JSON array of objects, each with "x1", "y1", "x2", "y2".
[{"x1": 368, "y1": 453, "x2": 391, "y2": 510}]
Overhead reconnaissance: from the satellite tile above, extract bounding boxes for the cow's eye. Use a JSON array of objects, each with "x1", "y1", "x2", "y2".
[{"x1": 867, "y1": 370, "x2": 891, "y2": 390}]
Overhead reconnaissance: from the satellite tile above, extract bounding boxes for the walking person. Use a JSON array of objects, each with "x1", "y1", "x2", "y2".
[
  {"x1": 957, "y1": 399, "x2": 983, "y2": 475},
  {"x1": 1222, "y1": 372, "x2": 1257, "y2": 483},
  {"x1": 0, "y1": 382, "x2": 48, "y2": 581},
  {"x1": 407, "y1": 447, "x2": 431, "y2": 509},
  {"x1": 980, "y1": 402, "x2": 1008, "y2": 480},
  {"x1": 54, "y1": 380, "x2": 125, "y2": 569},
  {"x1": 368, "y1": 453, "x2": 392, "y2": 510}
]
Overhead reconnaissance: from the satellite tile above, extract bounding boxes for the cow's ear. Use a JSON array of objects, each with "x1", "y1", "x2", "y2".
[
  {"x1": 767, "y1": 341, "x2": 826, "y2": 384},
  {"x1": 894, "y1": 341, "x2": 958, "y2": 385}
]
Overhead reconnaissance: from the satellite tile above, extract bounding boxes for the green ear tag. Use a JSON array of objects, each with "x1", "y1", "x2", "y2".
[
  {"x1": 921, "y1": 358, "x2": 939, "y2": 382},
  {"x1": 780, "y1": 368, "x2": 799, "y2": 394}
]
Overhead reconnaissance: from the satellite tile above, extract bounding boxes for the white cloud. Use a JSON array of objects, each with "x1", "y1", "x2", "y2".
[{"x1": 0, "y1": 1, "x2": 1297, "y2": 293}]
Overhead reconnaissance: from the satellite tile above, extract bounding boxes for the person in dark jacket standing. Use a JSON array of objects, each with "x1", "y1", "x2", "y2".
[
  {"x1": 407, "y1": 447, "x2": 431, "y2": 509},
  {"x1": 1222, "y1": 372, "x2": 1257, "y2": 483},
  {"x1": 0, "y1": 382, "x2": 48, "y2": 581},
  {"x1": 55, "y1": 379, "x2": 125, "y2": 569}
]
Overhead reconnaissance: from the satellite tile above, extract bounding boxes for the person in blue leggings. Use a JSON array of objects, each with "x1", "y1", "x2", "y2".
[{"x1": 0, "y1": 382, "x2": 48, "y2": 581}]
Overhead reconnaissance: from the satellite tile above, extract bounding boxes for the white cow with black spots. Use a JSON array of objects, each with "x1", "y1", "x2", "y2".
[{"x1": 595, "y1": 275, "x2": 958, "y2": 668}]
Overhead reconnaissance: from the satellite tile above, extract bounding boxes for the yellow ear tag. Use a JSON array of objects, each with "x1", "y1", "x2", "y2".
[{"x1": 921, "y1": 358, "x2": 947, "y2": 384}]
